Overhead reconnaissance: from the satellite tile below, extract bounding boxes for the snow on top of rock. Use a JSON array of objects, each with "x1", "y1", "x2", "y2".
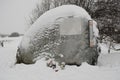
[{"x1": 25, "y1": 5, "x2": 91, "y2": 36}]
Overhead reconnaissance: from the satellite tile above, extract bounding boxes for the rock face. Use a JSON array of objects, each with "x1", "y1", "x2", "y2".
[{"x1": 16, "y1": 5, "x2": 99, "y2": 65}]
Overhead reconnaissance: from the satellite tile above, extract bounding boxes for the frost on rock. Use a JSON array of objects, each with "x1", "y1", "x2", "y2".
[{"x1": 16, "y1": 5, "x2": 99, "y2": 65}]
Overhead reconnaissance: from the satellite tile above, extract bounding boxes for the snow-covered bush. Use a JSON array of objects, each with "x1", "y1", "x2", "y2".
[
  {"x1": 9, "y1": 32, "x2": 20, "y2": 37},
  {"x1": 16, "y1": 5, "x2": 99, "y2": 66}
]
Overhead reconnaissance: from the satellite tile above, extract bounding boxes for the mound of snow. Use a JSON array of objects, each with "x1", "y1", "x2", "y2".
[{"x1": 26, "y1": 5, "x2": 91, "y2": 36}]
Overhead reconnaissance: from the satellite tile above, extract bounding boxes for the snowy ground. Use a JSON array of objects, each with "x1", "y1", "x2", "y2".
[{"x1": 0, "y1": 37, "x2": 120, "y2": 80}]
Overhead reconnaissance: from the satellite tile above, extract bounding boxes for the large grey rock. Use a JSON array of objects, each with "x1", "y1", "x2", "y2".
[{"x1": 16, "y1": 5, "x2": 99, "y2": 65}]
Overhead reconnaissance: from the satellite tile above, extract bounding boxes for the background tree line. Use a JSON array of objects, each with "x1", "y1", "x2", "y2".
[{"x1": 28, "y1": 0, "x2": 120, "y2": 43}]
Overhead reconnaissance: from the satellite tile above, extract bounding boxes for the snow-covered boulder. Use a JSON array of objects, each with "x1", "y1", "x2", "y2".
[{"x1": 16, "y1": 5, "x2": 99, "y2": 65}]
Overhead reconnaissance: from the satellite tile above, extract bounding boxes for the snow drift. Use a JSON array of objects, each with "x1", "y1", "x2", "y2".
[{"x1": 16, "y1": 5, "x2": 99, "y2": 65}]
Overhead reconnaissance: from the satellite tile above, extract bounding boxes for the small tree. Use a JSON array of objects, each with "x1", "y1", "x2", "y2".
[
  {"x1": 28, "y1": 0, "x2": 52, "y2": 26},
  {"x1": 9, "y1": 32, "x2": 20, "y2": 37}
]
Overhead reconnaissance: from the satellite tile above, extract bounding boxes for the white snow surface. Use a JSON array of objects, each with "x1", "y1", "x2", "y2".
[{"x1": 0, "y1": 37, "x2": 120, "y2": 80}]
